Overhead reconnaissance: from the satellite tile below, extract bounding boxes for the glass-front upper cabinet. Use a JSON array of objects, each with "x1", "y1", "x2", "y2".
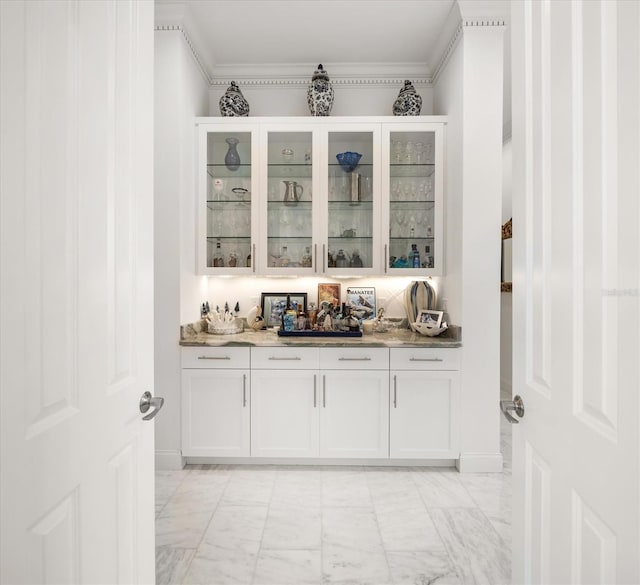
[
  {"x1": 324, "y1": 127, "x2": 381, "y2": 275},
  {"x1": 197, "y1": 122, "x2": 259, "y2": 275},
  {"x1": 382, "y1": 123, "x2": 444, "y2": 275},
  {"x1": 258, "y1": 127, "x2": 317, "y2": 274}
]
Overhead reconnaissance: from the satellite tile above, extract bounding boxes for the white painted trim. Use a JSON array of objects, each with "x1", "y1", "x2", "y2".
[
  {"x1": 456, "y1": 452, "x2": 504, "y2": 473},
  {"x1": 154, "y1": 25, "x2": 211, "y2": 84},
  {"x1": 155, "y1": 450, "x2": 185, "y2": 471},
  {"x1": 185, "y1": 457, "x2": 457, "y2": 468}
]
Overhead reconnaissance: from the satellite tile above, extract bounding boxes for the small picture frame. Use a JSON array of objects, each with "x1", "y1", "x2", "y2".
[
  {"x1": 261, "y1": 292, "x2": 308, "y2": 329},
  {"x1": 346, "y1": 287, "x2": 376, "y2": 320},
  {"x1": 417, "y1": 309, "x2": 443, "y2": 327},
  {"x1": 317, "y1": 283, "x2": 341, "y2": 308}
]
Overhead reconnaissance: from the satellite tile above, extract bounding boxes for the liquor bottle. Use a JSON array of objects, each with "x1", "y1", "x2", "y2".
[
  {"x1": 246, "y1": 249, "x2": 251, "y2": 268},
  {"x1": 228, "y1": 251, "x2": 238, "y2": 267},
  {"x1": 410, "y1": 244, "x2": 420, "y2": 268},
  {"x1": 280, "y1": 246, "x2": 290, "y2": 267},
  {"x1": 350, "y1": 249, "x2": 363, "y2": 268},
  {"x1": 425, "y1": 244, "x2": 434, "y2": 268},
  {"x1": 213, "y1": 239, "x2": 224, "y2": 267},
  {"x1": 336, "y1": 249, "x2": 348, "y2": 267},
  {"x1": 301, "y1": 246, "x2": 312, "y2": 268}
]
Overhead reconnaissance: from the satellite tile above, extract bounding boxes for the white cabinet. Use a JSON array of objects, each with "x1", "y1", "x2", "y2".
[
  {"x1": 319, "y1": 348, "x2": 389, "y2": 458},
  {"x1": 390, "y1": 349, "x2": 460, "y2": 459},
  {"x1": 196, "y1": 117, "x2": 446, "y2": 276},
  {"x1": 250, "y1": 347, "x2": 320, "y2": 458},
  {"x1": 181, "y1": 347, "x2": 250, "y2": 457}
]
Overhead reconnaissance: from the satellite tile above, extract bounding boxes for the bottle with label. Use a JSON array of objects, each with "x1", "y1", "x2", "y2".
[
  {"x1": 213, "y1": 239, "x2": 224, "y2": 267},
  {"x1": 410, "y1": 244, "x2": 421, "y2": 268},
  {"x1": 336, "y1": 249, "x2": 348, "y2": 268},
  {"x1": 301, "y1": 246, "x2": 312, "y2": 268},
  {"x1": 228, "y1": 251, "x2": 238, "y2": 267},
  {"x1": 425, "y1": 244, "x2": 434, "y2": 268},
  {"x1": 350, "y1": 249, "x2": 363, "y2": 268},
  {"x1": 280, "y1": 246, "x2": 290, "y2": 267}
]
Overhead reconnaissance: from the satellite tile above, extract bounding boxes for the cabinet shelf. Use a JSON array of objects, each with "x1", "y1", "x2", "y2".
[
  {"x1": 207, "y1": 164, "x2": 252, "y2": 179},
  {"x1": 207, "y1": 236, "x2": 251, "y2": 242},
  {"x1": 267, "y1": 200, "x2": 313, "y2": 207},
  {"x1": 390, "y1": 164, "x2": 435, "y2": 178},
  {"x1": 267, "y1": 164, "x2": 313, "y2": 179},
  {"x1": 328, "y1": 236, "x2": 373, "y2": 241}
]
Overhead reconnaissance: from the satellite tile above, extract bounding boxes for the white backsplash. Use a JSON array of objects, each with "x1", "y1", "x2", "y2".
[{"x1": 205, "y1": 275, "x2": 443, "y2": 321}]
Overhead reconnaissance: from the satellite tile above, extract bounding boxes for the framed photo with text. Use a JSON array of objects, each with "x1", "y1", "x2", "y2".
[{"x1": 346, "y1": 287, "x2": 376, "y2": 320}]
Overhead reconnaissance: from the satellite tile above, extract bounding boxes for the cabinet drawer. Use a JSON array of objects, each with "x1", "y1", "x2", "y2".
[
  {"x1": 251, "y1": 347, "x2": 320, "y2": 369},
  {"x1": 390, "y1": 348, "x2": 460, "y2": 370},
  {"x1": 320, "y1": 347, "x2": 389, "y2": 370},
  {"x1": 182, "y1": 346, "x2": 251, "y2": 369}
]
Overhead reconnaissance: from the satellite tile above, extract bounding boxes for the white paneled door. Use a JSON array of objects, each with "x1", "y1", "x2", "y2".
[
  {"x1": 0, "y1": 1, "x2": 155, "y2": 583},
  {"x1": 511, "y1": 1, "x2": 639, "y2": 583}
]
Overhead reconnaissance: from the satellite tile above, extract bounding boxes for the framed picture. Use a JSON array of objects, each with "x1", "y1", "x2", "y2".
[
  {"x1": 346, "y1": 287, "x2": 376, "y2": 320},
  {"x1": 261, "y1": 292, "x2": 308, "y2": 328},
  {"x1": 417, "y1": 309, "x2": 443, "y2": 327},
  {"x1": 318, "y1": 283, "x2": 341, "y2": 308}
]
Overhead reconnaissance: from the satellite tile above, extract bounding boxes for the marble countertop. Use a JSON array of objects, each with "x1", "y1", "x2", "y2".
[{"x1": 180, "y1": 320, "x2": 462, "y2": 348}]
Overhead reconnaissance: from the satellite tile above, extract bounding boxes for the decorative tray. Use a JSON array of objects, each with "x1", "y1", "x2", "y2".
[{"x1": 277, "y1": 330, "x2": 363, "y2": 338}]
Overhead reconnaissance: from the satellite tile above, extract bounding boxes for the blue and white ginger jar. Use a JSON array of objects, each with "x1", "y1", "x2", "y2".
[
  {"x1": 307, "y1": 64, "x2": 334, "y2": 117},
  {"x1": 219, "y1": 81, "x2": 250, "y2": 117},
  {"x1": 392, "y1": 80, "x2": 422, "y2": 116}
]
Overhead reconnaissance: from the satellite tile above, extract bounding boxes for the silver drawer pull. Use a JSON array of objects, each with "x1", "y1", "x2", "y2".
[
  {"x1": 409, "y1": 357, "x2": 443, "y2": 362},
  {"x1": 198, "y1": 356, "x2": 231, "y2": 360},
  {"x1": 268, "y1": 356, "x2": 302, "y2": 361},
  {"x1": 338, "y1": 357, "x2": 372, "y2": 361}
]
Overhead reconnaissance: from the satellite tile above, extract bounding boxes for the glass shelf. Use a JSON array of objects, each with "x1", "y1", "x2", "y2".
[
  {"x1": 207, "y1": 164, "x2": 252, "y2": 179},
  {"x1": 390, "y1": 164, "x2": 436, "y2": 178},
  {"x1": 207, "y1": 236, "x2": 251, "y2": 241},
  {"x1": 267, "y1": 164, "x2": 313, "y2": 179}
]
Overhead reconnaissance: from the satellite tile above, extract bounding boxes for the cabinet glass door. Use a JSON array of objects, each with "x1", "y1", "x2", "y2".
[
  {"x1": 387, "y1": 129, "x2": 439, "y2": 273},
  {"x1": 264, "y1": 131, "x2": 314, "y2": 273},
  {"x1": 327, "y1": 130, "x2": 376, "y2": 272},
  {"x1": 204, "y1": 130, "x2": 254, "y2": 273}
]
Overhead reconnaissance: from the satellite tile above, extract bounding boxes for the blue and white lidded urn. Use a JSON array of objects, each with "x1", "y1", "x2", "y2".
[
  {"x1": 392, "y1": 80, "x2": 422, "y2": 116},
  {"x1": 219, "y1": 81, "x2": 250, "y2": 117},
  {"x1": 307, "y1": 64, "x2": 334, "y2": 116}
]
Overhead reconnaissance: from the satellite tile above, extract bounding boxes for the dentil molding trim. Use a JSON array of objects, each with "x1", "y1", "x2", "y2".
[
  {"x1": 155, "y1": 18, "x2": 504, "y2": 89},
  {"x1": 430, "y1": 19, "x2": 506, "y2": 85}
]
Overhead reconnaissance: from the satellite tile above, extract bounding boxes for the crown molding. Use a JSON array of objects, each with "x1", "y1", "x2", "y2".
[
  {"x1": 208, "y1": 63, "x2": 431, "y2": 88},
  {"x1": 430, "y1": 17, "x2": 506, "y2": 85}
]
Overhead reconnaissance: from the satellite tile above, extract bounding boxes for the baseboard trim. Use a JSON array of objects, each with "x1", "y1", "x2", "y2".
[
  {"x1": 456, "y1": 452, "x2": 503, "y2": 473},
  {"x1": 185, "y1": 457, "x2": 457, "y2": 468},
  {"x1": 155, "y1": 450, "x2": 185, "y2": 471}
]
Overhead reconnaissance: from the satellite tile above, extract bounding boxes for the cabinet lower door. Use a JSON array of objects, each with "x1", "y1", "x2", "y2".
[
  {"x1": 182, "y1": 369, "x2": 250, "y2": 457},
  {"x1": 251, "y1": 370, "x2": 319, "y2": 457},
  {"x1": 390, "y1": 371, "x2": 460, "y2": 459},
  {"x1": 320, "y1": 371, "x2": 389, "y2": 458}
]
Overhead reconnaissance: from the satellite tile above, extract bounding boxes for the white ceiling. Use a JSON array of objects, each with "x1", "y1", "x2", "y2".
[{"x1": 182, "y1": 0, "x2": 455, "y2": 71}]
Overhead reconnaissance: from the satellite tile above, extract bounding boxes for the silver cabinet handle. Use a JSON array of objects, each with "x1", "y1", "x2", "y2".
[
  {"x1": 338, "y1": 357, "x2": 372, "y2": 362},
  {"x1": 268, "y1": 356, "x2": 302, "y2": 361},
  {"x1": 198, "y1": 356, "x2": 231, "y2": 360},
  {"x1": 313, "y1": 375, "x2": 317, "y2": 408},
  {"x1": 314, "y1": 244, "x2": 318, "y2": 273},
  {"x1": 500, "y1": 395, "x2": 525, "y2": 424},
  {"x1": 139, "y1": 391, "x2": 165, "y2": 421},
  {"x1": 243, "y1": 374, "x2": 247, "y2": 407},
  {"x1": 393, "y1": 375, "x2": 397, "y2": 408},
  {"x1": 323, "y1": 244, "x2": 326, "y2": 273},
  {"x1": 409, "y1": 357, "x2": 443, "y2": 362},
  {"x1": 384, "y1": 244, "x2": 388, "y2": 274},
  {"x1": 323, "y1": 375, "x2": 326, "y2": 408},
  {"x1": 252, "y1": 244, "x2": 256, "y2": 273}
]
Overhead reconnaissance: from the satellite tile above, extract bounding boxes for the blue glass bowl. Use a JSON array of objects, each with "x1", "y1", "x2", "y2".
[{"x1": 336, "y1": 151, "x2": 362, "y2": 173}]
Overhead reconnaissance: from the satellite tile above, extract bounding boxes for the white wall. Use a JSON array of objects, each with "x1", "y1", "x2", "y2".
[
  {"x1": 209, "y1": 83, "x2": 434, "y2": 118},
  {"x1": 155, "y1": 29, "x2": 210, "y2": 469},
  {"x1": 434, "y1": 24, "x2": 505, "y2": 472}
]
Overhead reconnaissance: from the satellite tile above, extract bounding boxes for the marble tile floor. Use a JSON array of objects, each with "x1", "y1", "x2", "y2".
[{"x1": 157, "y1": 428, "x2": 512, "y2": 585}]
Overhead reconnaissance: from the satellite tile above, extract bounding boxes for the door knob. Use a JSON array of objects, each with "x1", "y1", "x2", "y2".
[
  {"x1": 500, "y1": 395, "x2": 525, "y2": 424},
  {"x1": 139, "y1": 391, "x2": 165, "y2": 421}
]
